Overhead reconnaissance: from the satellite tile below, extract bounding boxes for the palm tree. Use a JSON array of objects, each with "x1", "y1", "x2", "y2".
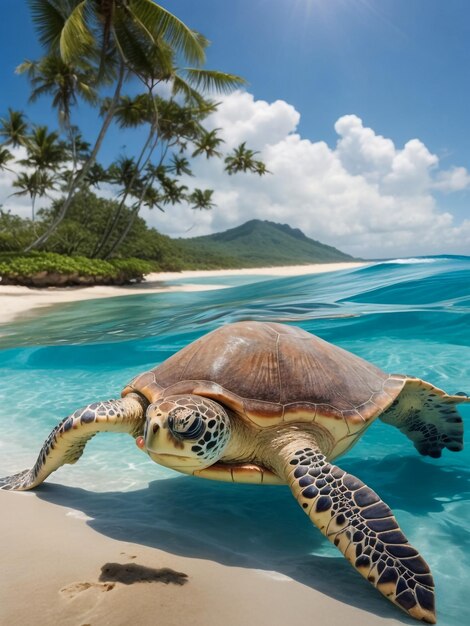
[
  {"x1": 107, "y1": 156, "x2": 141, "y2": 197},
  {"x1": 98, "y1": 94, "x2": 158, "y2": 245},
  {"x1": 192, "y1": 129, "x2": 224, "y2": 159},
  {"x1": 12, "y1": 125, "x2": 65, "y2": 231},
  {"x1": 92, "y1": 94, "x2": 203, "y2": 258},
  {"x1": 11, "y1": 171, "x2": 56, "y2": 221},
  {"x1": 168, "y1": 155, "x2": 192, "y2": 177},
  {"x1": 24, "y1": 0, "x2": 213, "y2": 250},
  {"x1": 17, "y1": 55, "x2": 99, "y2": 172},
  {"x1": 25, "y1": 1, "x2": 249, "y2": 255},
  {"x1": 19, "y1": 126, "x2": 66, "y2": 172},
  {"x1": 29, "y1": 0, "x2": 207, "y2": 68},
  {"x1": 17, "y1": 56, "x2": 98, "y2": 129},
  {"x1": 84, "y1": 162, "x2": 108, "y2": 188},
  {"x1": 0, "y1": 109, "x2": 28, "y2": 147},
  {"x1": 224, "y1": 142, "x2": 268, "y2": 175},
  {"x1": 0, "y1": 147, "x2": 14, "y2": 172},
  {"x1": 189, "y1": 188, "x2": 215, "y2": 210},
  {"x1": 24, "y1": 58, "x2": 126, "y2": 250}
]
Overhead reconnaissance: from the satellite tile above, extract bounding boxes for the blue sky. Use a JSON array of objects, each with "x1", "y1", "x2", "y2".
[{"x1": 1, "y1": 0, "x2": 469, "y2": 256}]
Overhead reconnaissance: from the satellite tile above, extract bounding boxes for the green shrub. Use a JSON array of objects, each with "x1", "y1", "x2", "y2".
[{"x1": 0, "y1": 252, "x2": 157, "y2": 287}]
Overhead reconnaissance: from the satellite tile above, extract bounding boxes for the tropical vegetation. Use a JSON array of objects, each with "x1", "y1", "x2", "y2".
[
  {"x1": 0, "y1": 196, "x2": 355, "y2": 285},
  {"x1": 0, "y1": 0, "x2": 268, "y2": 284}
]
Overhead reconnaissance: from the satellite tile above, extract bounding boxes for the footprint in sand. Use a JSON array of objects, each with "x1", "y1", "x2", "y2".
[
  {"x1": 60, "y1": 581, "x2": 115, "y2": 599},
  {"x1": 119, "y1": 552, "x2": 137, "y2": 559}
]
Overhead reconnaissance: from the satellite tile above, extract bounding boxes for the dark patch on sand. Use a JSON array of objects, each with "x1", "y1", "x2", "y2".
[{"x1": 99, "y1": 562, "x2": 188, "y2": 586}]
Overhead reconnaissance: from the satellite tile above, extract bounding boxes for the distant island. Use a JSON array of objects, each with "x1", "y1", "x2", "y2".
[{"x1": 178, "y1": 219, "x2": 355, "y2": 268}]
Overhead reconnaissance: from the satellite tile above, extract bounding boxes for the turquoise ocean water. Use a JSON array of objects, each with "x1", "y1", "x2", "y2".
[{"x1": 0, "y1": 257, "x2": 469, "y2": 624}]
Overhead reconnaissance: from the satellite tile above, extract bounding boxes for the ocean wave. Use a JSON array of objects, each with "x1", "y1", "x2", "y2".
[{"x1": 382, "y1": 257, "x2": 441, "y2": 264}]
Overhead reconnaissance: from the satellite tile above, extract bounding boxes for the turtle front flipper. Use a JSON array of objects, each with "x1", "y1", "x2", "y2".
[
  {"x1": 276, "y1": 443, "x2": 436, "y2": 624},
  {"x1": 0, "y1": 394, "x2": 146, "y2": 491}
]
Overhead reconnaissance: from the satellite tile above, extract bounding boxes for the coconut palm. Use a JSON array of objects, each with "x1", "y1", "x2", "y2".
[
  {"x1": 140, "y1": 185, "x2": 162, "y2": 211},
  {"x1": 11, "y1": 171, "x2": 56, "y2": 222},
  {"x1": 17, "y1": 56, "x2": 98, "y2": 129},
  {"x1": 102, "y1": 94, "x2": 153, "y2": 128},
  {"x1": 25, "y1": 1, "x2": 251, "y2": 257},
  {"x1": 93, "y1": 94, "x2": 217, "y2": 258},
  {"x1": 224, "y1": 142, "x2": 267, "y2": 175},
  {"x1": 0, "y1": 147, "x2": 14, "y2": 172},
  {"x1": 90, "y1": 95, "x2": 158, "y2": 257},
  {"x1": 189, "y1": 188, "x2": 215, "y2": 210},
  {"x1": 24, "y1": 0, "x2": 223, "y2": 251},
  {"x1": 84, "y1": 162, "x2": 108, "y2": 188},
  {"x1": 0, "y1": 109, "x2": 28, "y2": 148},
  {"x1": 12, "y1": 125, "x2": 65, "y2": 229},
  {"x1": 192, "y1": 129, "x2": 224, "y2": 159},
  {"x1": 24, "y1": 58, "x2": 126, "y2": 251},
  {"x1": 28, "y1": 0, "x2": 207, "y2": 68},
  {"x1": 19, "y1": 126, "x2": 66, "y2": 172},
  {"x1": 17, "y1": 55, "x2": 100, "y2": 173},
  {"x1": 167, "y1": 155, "x2": 192, "y2": 177},
  {"x1": 107, "y1": 156, "x2": 142, "y2": 196}
]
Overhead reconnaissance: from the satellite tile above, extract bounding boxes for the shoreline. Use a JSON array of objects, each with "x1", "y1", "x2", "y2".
[{"x1": 0, "y1": 261, "x2": 368, "y2": 325}]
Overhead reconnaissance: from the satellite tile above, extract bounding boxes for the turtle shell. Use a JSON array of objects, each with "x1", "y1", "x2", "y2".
[{"x1": 123, "y1": 322, "x2": 405, "y2": 453}]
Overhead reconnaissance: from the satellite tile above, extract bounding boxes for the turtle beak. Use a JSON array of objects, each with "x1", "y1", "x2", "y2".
[{"x1": 135, "y1": 436, "x2": 145, "y2": 450}]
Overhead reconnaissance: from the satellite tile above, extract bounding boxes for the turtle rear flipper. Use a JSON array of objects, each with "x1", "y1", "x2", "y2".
[
  {"x1": 381, "y1": 377, "x2": 468, "y2": 457},
  {"x1": 275, "y1": 443, "x2": 436, "y2": 624},
  {"x1": 0, "y1": 394, "x2": 146, "y2": 491}
]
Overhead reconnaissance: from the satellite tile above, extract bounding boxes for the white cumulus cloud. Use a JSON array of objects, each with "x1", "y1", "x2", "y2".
[
  {"x1": 140, "y1": 92, "x2": 470, "y2": 258},
  {"x1": 2, "y1": 91, "x2": 470, "y2": 258}
]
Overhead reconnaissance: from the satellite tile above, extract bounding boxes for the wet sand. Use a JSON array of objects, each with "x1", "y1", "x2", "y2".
[{"x1": 0, "y1": 489, "x2": 405, "y2": 626}]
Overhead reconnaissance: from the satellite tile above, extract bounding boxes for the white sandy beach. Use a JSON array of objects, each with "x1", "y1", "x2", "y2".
[
  {"x1": 2, "y1": 259, "x2": 407, "y2": 626},
  {"x1": 0, "y1": 262, "x2": 368, "y2": 325}
]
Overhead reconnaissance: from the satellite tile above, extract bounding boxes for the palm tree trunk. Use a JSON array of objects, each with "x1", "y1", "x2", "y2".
[
  {"x1": 24, "y1": 63, "x2": 126, "y2": 252},
  {"x1": 91, "y1": 125, "x2": 157, "y2": 258},
  {"x1": 104, "y1": 137, "x2": 173, "y2": 258},
  {"x1": 105, "y1": 202, "x2": 141, "y2": 256},
  {"x1": 103, "y1": 154, "x2": 162, "y2": 258}
]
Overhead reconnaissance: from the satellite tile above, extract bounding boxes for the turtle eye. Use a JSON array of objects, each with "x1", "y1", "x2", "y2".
[{"x1": 168, "y1": 410, "x2": 205, "y2": 440}]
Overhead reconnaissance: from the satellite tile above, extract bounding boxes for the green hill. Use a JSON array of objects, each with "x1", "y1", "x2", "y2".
[{"x1": 177, "y1": 219, "x2": 355, "y2": 267}]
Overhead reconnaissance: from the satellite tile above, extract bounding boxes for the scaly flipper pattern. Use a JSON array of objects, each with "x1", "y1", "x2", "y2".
[
  {"x1": 0, "y1": 394, "x2": 146, "y2": 491},
  {"x1": 280, "y1": 445, "x2": 436, "y2": 624},
  {"x1": 381, "y1": 377, "x2": 468, "y2": 458}
]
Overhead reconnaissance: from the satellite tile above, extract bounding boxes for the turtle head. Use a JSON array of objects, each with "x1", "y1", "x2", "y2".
[{"x1": 136, "y1": 394, "x2": 232, "y2": 473}]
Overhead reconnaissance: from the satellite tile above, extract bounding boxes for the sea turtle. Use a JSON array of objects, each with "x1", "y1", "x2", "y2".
[{"x1": 1, "y1": 321, "x2": 467, "y2": 622}]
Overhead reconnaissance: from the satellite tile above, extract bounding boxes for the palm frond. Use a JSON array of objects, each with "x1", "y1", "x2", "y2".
[
  {"x1": 27, "y1": 0, "x2": 71, "y2": 51},
  {"x1": 16, "y1": 59, "x2": 39, "y2": 79},
  {"x1": 113, "y1": 10, "x2": 174, "y2": 83},
  {"x1": 0, "y1": 147, "x2": 14, "y2": 172},
  {"x1": 113, "y1": 11, "x2": 156, "y2": 74},
  {"x1": 129, "y1": 0, "x2": 206, "y2": 66},
  {"x1": 193, "y1": 31, "x2": 210, "y2": 50},
  {"x1": 182, "y1": 68, "x2": 246, "y2": 94},
  {"x1": 60, "y1": 0, "x2": 94, "y2": 62},
  {"x1": 172, "y1": 75, "x2": 207, "y2": 106}
]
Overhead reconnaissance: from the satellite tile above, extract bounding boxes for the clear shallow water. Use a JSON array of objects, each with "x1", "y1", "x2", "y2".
[{"x1": 0, "y1": 256, "x2": 469, "y2": 625}]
